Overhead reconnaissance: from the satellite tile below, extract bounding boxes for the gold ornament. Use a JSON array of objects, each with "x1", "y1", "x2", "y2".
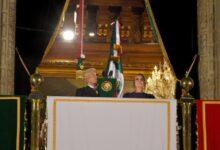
[
  {"x1": 146, "y1": 60, "x2": 176, "y2": 99},
  {"x1": 180, "y1": 76, "x2": 194, "y2": 97},
  {"x1": 79, "y1": 64, "x2": 84, "y2": 70},
  {"x1": 30, "y1": 69, "x2": 44, "y2": 91},
  {"x1": 101, "y1": 81, "x2": 112, "y2": 92},
  {"x1": 113, "y1": 44, "x2": 122, "y2": 54},
  {"x1": 76, "y1": 70, "x2": 84, "y2": 79}
]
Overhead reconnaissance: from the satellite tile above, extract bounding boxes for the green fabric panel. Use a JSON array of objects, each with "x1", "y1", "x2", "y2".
[
  {"x1": 0, "y1": 99, "x2": 17, "y2": 150},
  {"x1": 0, "y1": 96, "x2": 26, "y2": 150}
]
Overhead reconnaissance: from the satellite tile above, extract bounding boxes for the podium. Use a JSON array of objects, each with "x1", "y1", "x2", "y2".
[{"x1": 46, "y1": 97, "x2": 177, "y2": 150}]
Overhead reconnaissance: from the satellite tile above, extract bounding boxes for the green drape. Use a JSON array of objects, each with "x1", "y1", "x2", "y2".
[{"x1": 0, "y1": 96, "x2": 25, "y2": 150}]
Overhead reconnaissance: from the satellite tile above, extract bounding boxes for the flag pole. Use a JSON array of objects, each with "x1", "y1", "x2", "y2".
[
  {"x1": 78, "y1": 0, "x2": 84, "y2": 58},
  {"x1": 76, "y1": 0, "x2": 85, "y2": 79}
]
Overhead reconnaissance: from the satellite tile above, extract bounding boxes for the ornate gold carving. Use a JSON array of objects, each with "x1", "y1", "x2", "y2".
[
  {"x1": 101, "y1": 81, "x2": 113, "y2": 92},
  {"x1": 42, "y1": 59, "x2": 76, "y2": 66},
  {"x1": 142, "y1": 25, "x2": 154, "y2": 43},
  {"x1": 97, "y1": 24, "x2": 108, "y2": 37},
  {"x1": 113, "y1": 44, "x2": 123, "y2": 54},
  {"x1": 76, "y1": 70, "x2": 84, "y2": 79},
  {"x1": 146, "y1": 60, "x2": 176, "y2": 99},
  {"x1": 120, "y1": 25, "x2": 131, "y2": 42}
]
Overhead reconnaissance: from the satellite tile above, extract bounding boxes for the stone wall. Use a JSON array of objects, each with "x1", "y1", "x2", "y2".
[
  {"x1": 198, "y1": 0, "x2": 220, "y2": 99},
  {"x1": 214, "y1": 0, "x2": 220, "y2": 98},
  {"x1": 0, "y1": 0, "x2": 16, "y2": 94}
]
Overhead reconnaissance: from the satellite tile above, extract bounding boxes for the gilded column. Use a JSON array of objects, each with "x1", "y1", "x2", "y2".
[
  {"x1": 0, "y1": 0, "x2": 16, "y2": 94},
  {"x1": 197, "y1": 0, "x2": 215, "y2": 99}
]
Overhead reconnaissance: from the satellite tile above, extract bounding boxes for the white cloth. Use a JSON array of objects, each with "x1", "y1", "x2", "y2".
[
  {"x1": 47, "y1": 97, "x2": 177, "y2": 150},
  {"x1": 87, "y1": 84, "x2": 96, "y2": 89}
]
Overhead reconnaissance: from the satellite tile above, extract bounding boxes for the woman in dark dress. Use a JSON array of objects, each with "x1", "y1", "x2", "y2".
[{"x1": 123, "y1": 74, "x2": 155, "y2": 98}]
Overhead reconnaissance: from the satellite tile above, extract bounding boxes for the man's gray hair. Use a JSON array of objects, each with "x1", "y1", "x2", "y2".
[{"x1": 84, "y1": 68, "x2": 96, "y2": 79}]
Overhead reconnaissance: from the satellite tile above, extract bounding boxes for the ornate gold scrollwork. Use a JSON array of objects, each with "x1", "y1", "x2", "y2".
[
  {"x1": 97, "y1": 24, "x2": 108, "y2": 37},
  {"x1": 120, "y1": 25, "x2": 131, "y2": 42}
]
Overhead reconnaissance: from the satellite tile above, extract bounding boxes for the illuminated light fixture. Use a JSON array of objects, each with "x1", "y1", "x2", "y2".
[
  {"x1": 145, "y1": 60, "x2": 176, "y2": 99},
  {"x1": 62, "y1": 30, "x2": 75, "y2": 41},
  {"x1": 89, "y1": 32, "x2": 95, "y2": 37}
]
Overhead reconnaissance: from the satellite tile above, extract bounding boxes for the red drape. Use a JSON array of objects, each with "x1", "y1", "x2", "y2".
[{"x1": 197, "y1": 100, "x2": 220, "y2": 150}]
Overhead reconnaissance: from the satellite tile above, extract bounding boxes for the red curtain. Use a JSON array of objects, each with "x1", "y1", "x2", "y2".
[{"x1": 197, "y1": 100, "x2": 220, "y2": 150}]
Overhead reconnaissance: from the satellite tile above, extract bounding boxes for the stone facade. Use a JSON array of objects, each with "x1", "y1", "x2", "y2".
[
  {"x1": 198, "y1": 0, "x2": 220, "y2": 99},
  {"x1": 0, "y1": 0, "x2": 16, "y2": 94},
  {"x1": 214, "y1": 0, "x2": 220, "y2": 98}
]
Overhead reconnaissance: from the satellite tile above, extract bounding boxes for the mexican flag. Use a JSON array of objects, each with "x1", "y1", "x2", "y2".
[{"x1": 106, "y1": 20, "x2": 124, "y2": 97}]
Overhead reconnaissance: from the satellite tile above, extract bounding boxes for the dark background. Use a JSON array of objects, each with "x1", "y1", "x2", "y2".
[{"x1": 15, "y1": 0, "x2": 199, "y2": 98}]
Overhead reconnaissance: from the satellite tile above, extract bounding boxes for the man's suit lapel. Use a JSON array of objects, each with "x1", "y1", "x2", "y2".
[{"x1": 85, "y1": 86, "x2": 97, "y2": 96}]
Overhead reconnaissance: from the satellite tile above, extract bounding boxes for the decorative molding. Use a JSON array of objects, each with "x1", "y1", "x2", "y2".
[{"x1": 38, "y1": 65, "x2": 152, "y2": 81}]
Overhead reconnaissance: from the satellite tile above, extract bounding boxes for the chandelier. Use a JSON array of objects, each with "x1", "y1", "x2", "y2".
[{"x1": 145, "y1": 60, "x2": 177, "y2": 99}]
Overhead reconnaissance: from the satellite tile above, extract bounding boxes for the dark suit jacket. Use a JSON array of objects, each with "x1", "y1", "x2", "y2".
[
  {"x1": 123, "y1": 92, "x2": 155, "y2": 98},
  {"x1": 75, "y1": 86, "x2": 99, "y2": 97}
]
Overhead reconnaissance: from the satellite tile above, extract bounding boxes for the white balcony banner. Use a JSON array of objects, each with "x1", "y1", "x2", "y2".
[{"x1": 46, "y1": 97, "x2": 177, "y2": 150}]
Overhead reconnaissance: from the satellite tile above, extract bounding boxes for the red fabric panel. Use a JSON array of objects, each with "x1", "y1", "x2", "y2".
[{"x1": 197, "y1": 100, "x2": 220, "y2": 150}]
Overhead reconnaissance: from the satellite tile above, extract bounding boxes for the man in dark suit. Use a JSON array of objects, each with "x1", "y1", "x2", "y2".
[{"x1": 75, "y1": 68, "x2": 99, "y2": 97}]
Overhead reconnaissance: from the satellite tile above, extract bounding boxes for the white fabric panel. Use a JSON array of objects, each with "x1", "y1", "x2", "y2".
[{"x1": 47, "y1": 97, "x2": 177, "y2": 150}]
